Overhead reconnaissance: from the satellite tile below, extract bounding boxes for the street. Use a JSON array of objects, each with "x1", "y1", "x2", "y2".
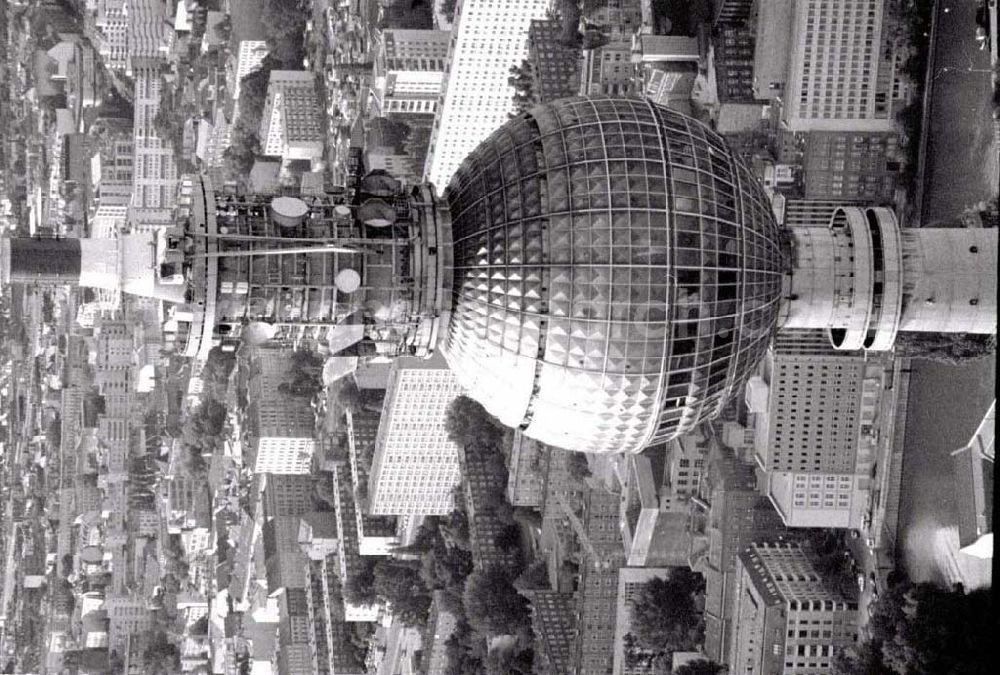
[{"x1": 919, "y1": 0, "x2": 999, "y2": 225}]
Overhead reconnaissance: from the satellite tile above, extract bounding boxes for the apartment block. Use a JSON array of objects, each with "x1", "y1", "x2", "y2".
[
  {"x1": 801, "y1": 131, "x2": 900, "y2": 203},
  {"x1": 259, "y1": 71, "x2": 324, "y2": 162},
  {"x1": 367, "y1": 356, "x2": 464, "y2": 515},
  {"x1": 755, "y1": 0, "x2": 899, "y2": 132},
  {"x1": 526, "y1": 19, "x2": 581, "y2": 103},
  {"x1": 729, "y1": 542, "x2": 859, "y2": 675},
  {"x1": 423, "y1": 0, "x2": 550, "y2": 188}
]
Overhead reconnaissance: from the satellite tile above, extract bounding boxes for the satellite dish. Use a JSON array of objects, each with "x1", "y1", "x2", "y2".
[
  {"x1": 271, "y1": 197, "x2": 309, "y2": 227},
  {"x1": 335, "y1": 268, "x2": 362, "y2": 293},
  {"x1": 357, "y1": 198, "x2": 396, "y2": 227},
  {"x1": 360, "y1": 171, "x2": 401, "y2": 197},
  {"x1": 242, "y1": 321, "x2": 278, "y2": 345},
  {"x1": 334, "y1": 204, "x2": 352, "y2": 217}
]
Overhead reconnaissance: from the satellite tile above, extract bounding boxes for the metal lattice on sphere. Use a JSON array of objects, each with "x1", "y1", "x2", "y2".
[{"x1": 441, "y1": 97, "x2": 789, "y2": 454}]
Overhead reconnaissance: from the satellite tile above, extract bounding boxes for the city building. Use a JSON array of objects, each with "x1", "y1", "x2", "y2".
[
  {"x1": 619, "y1": 448, "x2": 691, "y2": 567},
  {"x1": 245, "y1": 348, "x2": 317, "y2": 475},
  {"x1": 575, "y1": 490, "x2": 626, "y2": 675},
  {"x1": 526, "y1": 19, "x2": 581, "y2": 103},
  {"x1": 729, "y1": 541, "x2": 859, "y2": 674},
  {"x1": 105, "y1": 594, "x2": 153, "y2": 652},
  {"x1": 713, "y1": 22, "x2": 758, "y2": 103},
  {"x1": 801, "y1": 131, "x2": 901, "y2": 203},
  {"x1": 93, "y1": 0, "x2": 128, "y2": 73},
  {"x1": 525, "y1": 590, "x2": 576, "y2": 675},
  {"x1": 462, "y1": 446, "x2": 522, "y2": 571},
  {"x1": 380, "y1": 29, "x2": 450, "y2": 72},
  {"x1": 230, "y1": 40, "x2": 270, "y2": 102},
  {"x1": 748, "y1": 331, "x2": 887, "y2": 529},
  {"x1": 367, "y1": 355, "x2": 464, "y2": 515},
  {"x1": 259, "y1": 71, "x2": 324, "y2": 162},
  {"x1": 579, "y1": 41, "x2": 636, "y2": 96},
  {"x1": 263, "y1": 474, "x2": 316, "y2": 518},
  {"x1": 423, "y1": 0, "x2": 550, "y2": 188},
  {"x1": 373, "y1": 29, "x2": 449, "y2": 117},
  {"x1": 506, "y1": 430, "x2": 548, "y2": 508},
  {"x1": 698, "y1": 445, "x2": 788, "y2": 664},
  {"x1": 128, "y1": 0, "x2": 174, "y2": 73},
  {"x1": 755, "y1": 0, "x2": 900, "y2": 132},
  {"x1": 131, "y1": 65, "x2": 179, "y2": 227}
]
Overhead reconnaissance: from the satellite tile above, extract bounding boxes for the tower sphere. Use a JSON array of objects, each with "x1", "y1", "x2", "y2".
[{"x1": 440, "y1": 97, "x2": 788, "y2": 454}]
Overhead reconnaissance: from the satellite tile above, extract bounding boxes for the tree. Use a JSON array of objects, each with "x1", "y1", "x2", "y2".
[
  {"x1": 894, "y1": 332, "x2": 996, "y2": 363},
  {"x1": 189, "y1": 615, "x2": 209, "y2": 635},
  {"x1": 565, "y1": 452, "x2": 592, "y2": 482},
  {"x1": 439, "y1": 0, "x2": 458, "y2": 23},
  {"x1": 373, "y1": 559, "x2": 431, "y2": 625},
  {"x1": 834, "y1": 582, "x2": 993, "y2": 675},
  {"x1": 675, "y1": 660, "x2": 725, "y2": 675},
  {"x1": 223, "y1": 120, "x2": 260, "y2": 182},
  {"x1": 143, "y1": 631, "x2": 180, "y2": 674},
  {"x1": 444, "y1": 395, "x2": 504, "y2": 447},
  {"x1": 462, "y1": 565, "x2": 530, "y2": 635},
  {"x1": 514, "y1": 560, "x2": 550, "y2": 591},
  {"x1": 629, "y1": 568, "x2": 705, "y2": 652}
]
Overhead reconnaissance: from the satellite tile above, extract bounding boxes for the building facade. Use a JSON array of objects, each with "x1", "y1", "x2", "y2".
[
  {"x1": 526, "y1": 19, "x2": 581, "y2": 103},
  {"x1": 801, "y1": 131, "x2": 900, "y2": 203},
  {"x1": 259, "y1": 70, "x2": 324, "y2": 161},
  {"x1": 423, "y1": 0, "x2": 550, "y2": 188},
  {"x1": 367, "y1": 356, "x2": 464, "y2": 515},
  {"x1": 774, "y1": 0, "x2": 899, "y2": 132},
  {"x1": 729, "y1": 541, "x2": 859, "y2": 674}
]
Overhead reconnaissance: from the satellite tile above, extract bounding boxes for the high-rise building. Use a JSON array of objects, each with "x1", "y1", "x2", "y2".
[
  {"x1": 749, "y1": 331, "x2": 886, "y2": 529},
  {"x1": 131, "y1": 65, "x2": 178, "y2": 227},
  {"x1": 367, "y1": 356, "x2": 464, "y2": 515},
  {"x1": 755, "y1": 0, "x2": 899, "y2": 132},
  {"x1": 423, "y1": 0, "x2": 550, "y2": 188},
  {"x1": 380, "y1": 29, "x2": 450, "y2": 72},
  {"x1": 729, "y1": 541, "x2": 859, "y2": 674},
  {"x1": 259, "y1": 71, "x2": 324, "y2": 161}
]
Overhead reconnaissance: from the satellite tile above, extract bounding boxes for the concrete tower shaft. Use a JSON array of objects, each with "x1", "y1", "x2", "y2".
[{"x1": 782, "y1": 206, "x2": 997, "y2": 350}]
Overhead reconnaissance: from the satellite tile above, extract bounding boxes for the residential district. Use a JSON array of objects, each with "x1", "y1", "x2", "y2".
[{"x1": 0, "y1": 1, "x2": 996, "y2": 675}]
